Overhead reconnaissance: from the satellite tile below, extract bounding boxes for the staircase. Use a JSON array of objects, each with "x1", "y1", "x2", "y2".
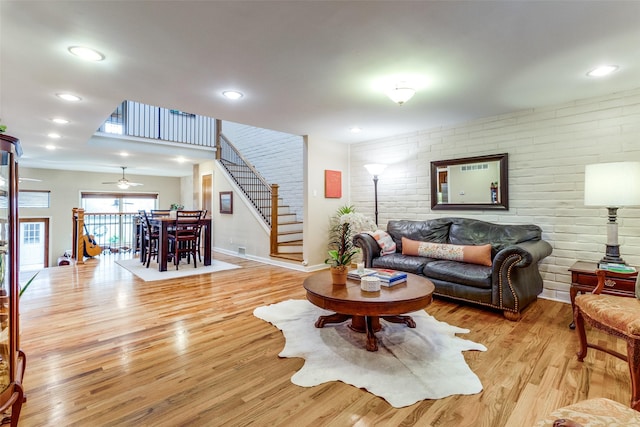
[
  {"x1": 219, "y1": 159, "x2": 303, "y2": 263},
  {"x1": 274, "y1": 201, "x2": 303, "y2": 262}
]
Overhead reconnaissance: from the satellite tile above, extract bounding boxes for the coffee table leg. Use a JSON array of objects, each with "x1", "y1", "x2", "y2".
[
  {"x1": 382, "y1": 315, "x2": 416, "y2": 328},
  {"x1": 365, "y1": 315, "x2": 378, "y2": 351},
  {"x1": 315, "y1": 313, "x2": 351, "y2": 328}
]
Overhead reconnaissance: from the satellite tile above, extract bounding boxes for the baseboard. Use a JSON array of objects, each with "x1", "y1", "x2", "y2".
[{"x1": 213, "y1": 247, "x2": 326, "y2": 272}]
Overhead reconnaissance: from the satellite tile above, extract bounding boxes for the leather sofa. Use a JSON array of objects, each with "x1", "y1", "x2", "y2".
[{"x1": 353, "y1": 218, "x2": 553, "y2": 320}]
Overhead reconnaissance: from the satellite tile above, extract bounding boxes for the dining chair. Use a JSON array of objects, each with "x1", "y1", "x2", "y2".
[
  {"x1": 574, "y1": 268, "x2": 640, "y2": 411},
  {"x1": 150, "y1": 209, "x2": 171, "y2": 218},
  {"x1": 139, "y1": 210, "x2": 160, "y2": 268},
  {"x1": 167, "y1": 210, "x2": 202, "y2": 269}
]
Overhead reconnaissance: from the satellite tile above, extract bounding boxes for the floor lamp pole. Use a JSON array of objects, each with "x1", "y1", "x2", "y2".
[{"x1": 373, "y1": 175, "x2": 379, "y2": 226}]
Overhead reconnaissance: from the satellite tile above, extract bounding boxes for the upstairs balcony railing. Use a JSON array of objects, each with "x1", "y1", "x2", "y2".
[{"x1": 97, "y1": 101, "x2": 215, "y2": 148}]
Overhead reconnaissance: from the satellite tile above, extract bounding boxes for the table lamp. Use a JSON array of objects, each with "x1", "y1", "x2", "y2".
[{"x1": 584, "y1": 161, "x2": 640, "y2": 265}]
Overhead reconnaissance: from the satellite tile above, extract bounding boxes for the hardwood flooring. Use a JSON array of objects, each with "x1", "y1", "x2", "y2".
[{"x1": 16, "y1": 253, "x2": 631, "y2": 426}]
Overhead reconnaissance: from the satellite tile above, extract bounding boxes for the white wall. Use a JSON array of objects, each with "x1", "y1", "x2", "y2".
[
  {"x1": 350, "y1": 87, "x2": 640, "y2": 302},
  {"x1": 200, "y1": 160, "x2": 272, "y2": 258},
  {"x1": 304, "y1": 135, "x2": 350, "y2": 267},
  {"x1": 18, "y1": 167, "x2": 181, "y2": 266}
]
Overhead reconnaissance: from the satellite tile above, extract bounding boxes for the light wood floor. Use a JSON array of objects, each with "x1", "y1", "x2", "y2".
[{"x1": 16, "y1": 252, "x2": 630, "y2": 426}]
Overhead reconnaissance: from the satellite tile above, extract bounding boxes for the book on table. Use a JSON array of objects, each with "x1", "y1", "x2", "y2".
[
  {"x1": 373, "y1": 269, "x2": 408, "y2": 286},
  {"x1": 598, "y1": 262, "x2": 637, "y2": 273},
  {"x1": 347, "y1": 268, "x2": 377, "y2": 280}
]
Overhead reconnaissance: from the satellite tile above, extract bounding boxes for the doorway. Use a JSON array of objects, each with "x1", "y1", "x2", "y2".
[
  {"x1": 202, "y1": 174, "x2": 212, "y2": 215},
  {"x1": 19, "y1": 218, "x2": 49, "y2": 271}
]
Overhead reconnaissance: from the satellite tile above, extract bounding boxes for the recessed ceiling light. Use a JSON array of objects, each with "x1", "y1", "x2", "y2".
[
  {"x1": 222, "y1": 90, "x2": 244, "y2": 100},
  {"x1": 56, "y1": 93, "x2": 82, "y2": 102},
  {"x1": 350, "y1": 127, "x2": 362, "y2": 134},
  {"x1": 586, "y1": 65, "x2": 619, "y2": 77},
  {"x1": 51, "y1": 118, "x2": 69, "y2": 124},
  {"x1": 120, "y1": 152, "x2": 129, "y2": 157},
  {"x1": 68, "y1": 46, "x2": 105, "y2": 61},
  {"x1": 47, "y1": 133, "x2": 61, "y2": 139},
  {"x1": 176, "y1": 156, "x2": 186, "y2": 163},
  {"x1": 46, "y1": 145, "x2": 56, "y2": 150}
]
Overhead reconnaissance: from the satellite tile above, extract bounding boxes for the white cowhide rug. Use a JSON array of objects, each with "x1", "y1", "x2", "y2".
[{"x1": 253, "y1": 299, "x2": 486, "y2": 408}]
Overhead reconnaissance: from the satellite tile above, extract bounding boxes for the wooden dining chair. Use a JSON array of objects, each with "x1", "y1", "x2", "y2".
[
  {"x1": 150, "y1": 209, "x2": 171, "y2": 218},
  {"x1": 574, "y1": 268, "x2": 640, "y2": 411},
  {"x1": 139, "y1": 210, "x2": 160, "y2": 268},
  {"x1": 167, "y1": 210, "x2": 202, "y2": 269}
]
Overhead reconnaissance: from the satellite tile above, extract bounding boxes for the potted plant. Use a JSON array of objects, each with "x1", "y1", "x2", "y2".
[{"x1": 325, "y1": 206, "x2": 372, "y2": 285}]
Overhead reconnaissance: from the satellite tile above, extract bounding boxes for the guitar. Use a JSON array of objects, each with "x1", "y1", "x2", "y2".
[{"x1": 82, "y1": 225, "x2": 102, "y2": 257}]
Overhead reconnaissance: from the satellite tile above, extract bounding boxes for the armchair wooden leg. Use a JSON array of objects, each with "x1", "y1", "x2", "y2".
[
  {"x1": 575, "y1": 310, "x2": 588, "y2": 362},
  {"x1": 627, "y1": 340, "x2": 640, "y2": 411}
]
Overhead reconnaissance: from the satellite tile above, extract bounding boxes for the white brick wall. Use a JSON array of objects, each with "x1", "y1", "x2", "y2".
[
  {"x1": 221, "y1": 121, "x2": 304, "y2": 220},
  {"x1": 350, "y1": 88, "x2": 640, "y2": 300}
]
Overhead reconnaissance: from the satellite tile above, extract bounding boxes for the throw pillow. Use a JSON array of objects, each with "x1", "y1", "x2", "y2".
[
  {"x1": 367, "y1": 230, "x2": 397, "y2": 256},
  {"x1": 401, "y1": 237, "x2": 492, "y2": 266}
]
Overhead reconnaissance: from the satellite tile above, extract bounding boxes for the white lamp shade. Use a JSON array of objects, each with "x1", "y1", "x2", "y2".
[
  {"x1": 364, "y1": 164, "x2": 387, "y2": 176},
  {"x1": 584, "y1": 161, "x2": 640, "y2": 207},
  {"x1": 387, "y1": 86, "x2": 415, "y2": 105}
]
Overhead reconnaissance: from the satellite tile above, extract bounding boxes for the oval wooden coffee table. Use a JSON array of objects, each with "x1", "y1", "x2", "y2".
[{"x1": 303, "y1": 270, "x2": 435, "y2": 351}]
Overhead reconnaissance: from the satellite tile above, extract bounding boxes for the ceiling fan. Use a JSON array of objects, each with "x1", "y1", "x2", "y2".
[{"x1": 102, "y1": 167, "x2": 143, "y2": 189}]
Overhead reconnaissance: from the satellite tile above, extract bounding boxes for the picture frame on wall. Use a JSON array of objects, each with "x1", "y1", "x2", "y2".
[
  {"x1": 324, "y1": 170, "x2": 342, "y2": 198},
  {"x1": 219, "y1": 191, "x2": 233, "y2": 214}
]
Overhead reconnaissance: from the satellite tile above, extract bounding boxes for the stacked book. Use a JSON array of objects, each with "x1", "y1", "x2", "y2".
[
  {"x1": 598, "y1": 262, "x2": 637, "y2": 273},
  {"x1": 347, "y1": 268, "x2": 377, "y2": 281},
  {"x1": 373, "y1": 269, "x2": 408, "y2": 287}
]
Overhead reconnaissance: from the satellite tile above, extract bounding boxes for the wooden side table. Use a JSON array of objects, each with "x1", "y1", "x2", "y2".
[{"x1": 568, "y1": 261, "x2": 638, "y2": 328}]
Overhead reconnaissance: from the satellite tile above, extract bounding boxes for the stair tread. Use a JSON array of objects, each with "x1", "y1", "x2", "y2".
[{"x1": 271, "y1": 253, "x2": 304, "y2": 262}]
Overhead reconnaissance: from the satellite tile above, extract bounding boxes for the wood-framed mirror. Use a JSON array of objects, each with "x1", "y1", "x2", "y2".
[{"x1": 430, "y1": 153, "x2": 509, "y2": 210}]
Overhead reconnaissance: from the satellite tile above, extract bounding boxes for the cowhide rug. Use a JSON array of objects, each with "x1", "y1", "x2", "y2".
[{"x1": 253, "y1": 299, "x2": 486, "y2": 408}]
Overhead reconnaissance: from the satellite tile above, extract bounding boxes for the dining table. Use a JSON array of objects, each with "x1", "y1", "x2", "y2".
[{"x1": 143, "y1": 216, "x2": 212, "y2": 272}]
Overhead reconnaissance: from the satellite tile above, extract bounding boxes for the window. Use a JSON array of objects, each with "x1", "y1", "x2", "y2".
[
  {"x1": 22, "y1": 223, "x2": 40, "y2": 244},
  {"x1": 80, "y1": 192, "x2": 158, "y2": 213}
]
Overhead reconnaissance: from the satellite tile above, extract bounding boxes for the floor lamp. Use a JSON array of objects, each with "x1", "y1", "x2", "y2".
[
  {"x1": 364, "y1": 164, "x2": 387, "y2": 226},
  {"x1": 584, "y1": 161, "x2": 640, "y2": 265}
]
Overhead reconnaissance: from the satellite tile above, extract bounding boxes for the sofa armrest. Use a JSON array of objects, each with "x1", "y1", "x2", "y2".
[
  {"x1": 491, "y1": 240, "x2": 553, "y2": 316},
  {"x1": 493, "y1": 240, "x2": 553, "y2": 268},
  {"x1": 353, "y1": 233, "x2": 381, "y2": 268}
]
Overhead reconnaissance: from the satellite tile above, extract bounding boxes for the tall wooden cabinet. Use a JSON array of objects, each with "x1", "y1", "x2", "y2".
[{"x1": 0, "y1": 134, "x2": 25, "y2": 426}]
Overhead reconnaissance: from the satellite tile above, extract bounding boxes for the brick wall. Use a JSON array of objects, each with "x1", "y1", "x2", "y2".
[
  {"x1": 349, "y1": 88, "x2": 640, "y2": 301},
  {"x1": 221, "y1": 121, "x2": 304, "y2": 220}
]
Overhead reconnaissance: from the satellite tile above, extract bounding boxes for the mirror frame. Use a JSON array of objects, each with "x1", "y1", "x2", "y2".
[{"x1": 430, "y1": 153, "x2": 509, "y2": 211}]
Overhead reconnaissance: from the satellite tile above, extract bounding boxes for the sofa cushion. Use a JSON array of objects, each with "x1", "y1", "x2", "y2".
[
  {"x1": 371, "y1": 253, "x2": 431, "y2": 275},
  {"x1": 448, "y1": 218, "x2": 542, "y2": 252},
  {"x1": 367, "y1": 230, "x2": 396, "y2": 256},
  {"x1": 387, "y1": 219, "x2": 452, "y2": 253},
  {"x1": 401, "y1": 237, "x2": 492, "y2": 267},
  {"x1": 423, "y1": 260, "x2": 492, "y2": 289}
]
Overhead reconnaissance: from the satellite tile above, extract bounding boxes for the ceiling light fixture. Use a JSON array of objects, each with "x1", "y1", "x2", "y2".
[
  {"x1": 45, "y1": 145, "x2": 56, "y2": 150},
  {"x1": 222, "y1": 90, "x2": 244, "y2": 100},
  {"x1": 51, "y1": 118, "x2": 69, "y2": 124},
  {"x1": 68, "y1": 46, "x2": 105, "y2": 61},
  {"x1": 350, "y1": 127, "x2": 362, "y2": 134},
  {"x1": 56, "y1": 93, "x2": 82, "y2": 102},
  {"x1": 586, "y1": 65, "x2": 619, "y2": 77},
  {"x1": 117, "y1": 182, "x2": 130, "y2": 190},
  {"x1": 387, "y1": 82, "x2": 416, "y2": 105},
  {"x1": 47, "y1": 133, "x2": 61, "y2": 139}
]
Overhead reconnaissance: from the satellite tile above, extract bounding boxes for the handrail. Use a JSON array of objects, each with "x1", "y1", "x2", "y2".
[
  {"x1": 217, "y1": 133, "x2": 276, "y2": 226},
  {"x1": 218, "y1": 134, "x2": 271, "y2": 189}
]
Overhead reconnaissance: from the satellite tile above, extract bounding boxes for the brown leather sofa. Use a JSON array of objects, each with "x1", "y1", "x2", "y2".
[{"x1": 354, "y1": 218, "x2": 553, "y2": 320}]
